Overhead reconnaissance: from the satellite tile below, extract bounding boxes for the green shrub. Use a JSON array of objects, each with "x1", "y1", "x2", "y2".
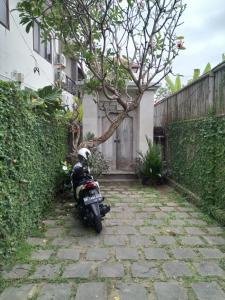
[
  {"x1": 136, "y1": 137, "x2": 162, "y2": 185},
  {"x1": 88, "y1": 148, "x2": 109, "y2": 179},
  {"x1": 82, "y1": 132, "x2": 109, "y2": 179},
  {"x1": 0, "y1": 81, "x2": 68, "y2": 261},
  {"x1": 83, "y1": 131, "x2": 95, "y2": 141}
]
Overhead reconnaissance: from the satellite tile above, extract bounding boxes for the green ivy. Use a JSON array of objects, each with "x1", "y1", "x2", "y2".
[
  {"x1": 0, "y1": 81, "x2": 68, "y2": 260},
  {"x1": 167, "y1": 116, "x2": 225, "y2": 216}
]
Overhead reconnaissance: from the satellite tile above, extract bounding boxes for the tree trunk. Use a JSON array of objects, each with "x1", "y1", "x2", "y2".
[
  {"x1": 72, "y1": 121, "x2": 80, "y2": 152},
  {"x1": 79, "y1": 93, "x2": 143, "y2": 150},
  {"x1": 79, "y1": 110, "x2": 128, "y2": 149},
  {"x1": 68, "y1": 119, "x2": 81, "y2": 163}
]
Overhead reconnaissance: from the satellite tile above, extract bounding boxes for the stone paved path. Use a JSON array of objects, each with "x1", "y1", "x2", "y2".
[{"x1": 0, "y1": 184, "x2": 225, "y2": 299}]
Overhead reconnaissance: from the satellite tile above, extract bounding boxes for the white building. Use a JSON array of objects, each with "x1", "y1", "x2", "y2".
[{"x1": 0, "y1": 0, "x2": 83, "y2": 109}]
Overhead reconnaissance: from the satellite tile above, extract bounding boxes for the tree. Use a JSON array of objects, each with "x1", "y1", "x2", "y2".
[{"x1": 18, "y1": 0, "x2": 186, "y2": 149}]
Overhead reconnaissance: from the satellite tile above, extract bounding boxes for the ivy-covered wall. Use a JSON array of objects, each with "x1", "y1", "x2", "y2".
[
  {"x1": 167, "y1": 116, "x2": 225, "y2": 212},
  {"x1": 0, "y1": 81, "x2": 68, "y2": 259}
]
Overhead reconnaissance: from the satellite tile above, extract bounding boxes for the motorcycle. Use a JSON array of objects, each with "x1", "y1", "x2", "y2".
[{"x1": 71, "y1": 170, "x2": 110, "y2": 233}]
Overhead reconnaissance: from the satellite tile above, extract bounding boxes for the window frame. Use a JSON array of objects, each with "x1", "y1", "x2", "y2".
[
  {"x1": 33, "y1": 21, "x2": 40, "y2": 53},
  {"x1": 0, "y1": 0, "x2": 10, "y2": 30},
  {"x1": 33, "y1": 21, "x2": 52, "y2": 64},
  {"x1": 45, "y1": 38, "x2": 52, "y2": 63}
]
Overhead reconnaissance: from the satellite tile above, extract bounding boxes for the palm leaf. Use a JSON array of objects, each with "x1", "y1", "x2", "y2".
[
  {"x1": 175, "y1": 75, "x2": 181, "y2": 91},
  {"x1": 192, "y1": 69, "x2": 200, "y2": 80},
  {"x1": 203, "y1": 63, "x2": 211, "y2": 74},
  {"x1": 165, "y1": 76, "x2": 175, "y2": 93}
]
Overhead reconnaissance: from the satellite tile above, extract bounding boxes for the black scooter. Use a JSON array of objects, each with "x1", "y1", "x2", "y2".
[{"x1": 72, "y1": 177, "x2": 110, "y2": 233}]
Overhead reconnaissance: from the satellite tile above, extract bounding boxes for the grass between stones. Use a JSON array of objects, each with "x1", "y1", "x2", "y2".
[{"x1": 3, "y1": 242, "x2": 34, "y2": 270}]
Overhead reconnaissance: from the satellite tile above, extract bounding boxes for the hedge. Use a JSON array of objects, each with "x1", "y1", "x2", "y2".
[
  {"x1": 167, "y1": 116, "x2": 225, "y2": 223},
  {"x1": 0, "y1": 81, "x2": 68, "y2": 259}
]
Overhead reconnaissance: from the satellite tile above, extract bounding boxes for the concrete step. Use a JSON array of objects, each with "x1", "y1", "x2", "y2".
[{"x1": 98, "y1": 171, "x2": 138, "y2": 183}]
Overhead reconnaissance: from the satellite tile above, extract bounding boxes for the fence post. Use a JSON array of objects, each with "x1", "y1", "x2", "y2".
[{"x1": 208, "y1": 71, "x2": 215, "y2": 113}]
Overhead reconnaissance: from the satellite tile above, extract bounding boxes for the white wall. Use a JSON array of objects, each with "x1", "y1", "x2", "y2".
[
  {"x1": 82, "y1": 94, "x2": 98, "y2": 138},
  {"x1": 123, "y1": 81, "x2": 157, "y2": 153},
  {"x1": 139, "y1": 89, "x2": 155, "y2": 153},
  {"x1": 0, "y1": 0, "x2": 56, "y2": 90},
  {"x1": 62, "y1": 90, "x2": 74, "y2": 111},
  {"x1": 82, "y1": 83, "x2": 157, "y2": 156}
]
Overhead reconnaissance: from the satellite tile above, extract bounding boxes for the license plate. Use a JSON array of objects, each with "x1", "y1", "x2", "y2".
[{"x1": 83, "y1": 194, "x2": 102, "y2": 205}]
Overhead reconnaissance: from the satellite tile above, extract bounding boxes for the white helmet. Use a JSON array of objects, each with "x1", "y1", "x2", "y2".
[{"x1": 78, "y1": 148, "x2": 91, "y2": 160}]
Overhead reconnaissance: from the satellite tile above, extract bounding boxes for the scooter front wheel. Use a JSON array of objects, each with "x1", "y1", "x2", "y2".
[{"x1": 94, "y1": 215, "x2": 102, "y2": 233}]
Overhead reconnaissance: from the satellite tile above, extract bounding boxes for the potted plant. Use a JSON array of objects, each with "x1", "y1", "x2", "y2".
[{"x1": 136, "y1": 137, "x2": 163, "y2": 185}]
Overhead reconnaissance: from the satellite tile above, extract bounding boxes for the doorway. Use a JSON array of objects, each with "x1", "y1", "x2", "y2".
[{"x1": 101, "y1": 114, "x2": 134, "y2": 171}]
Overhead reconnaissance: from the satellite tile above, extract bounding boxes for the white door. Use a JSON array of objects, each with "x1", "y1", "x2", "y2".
[
  {"x1": 101, "y1": 115, "x2": 117, "y2": 170},
  {"x1": 102, "y1": 115, "x2": 133, "y2": 171}
]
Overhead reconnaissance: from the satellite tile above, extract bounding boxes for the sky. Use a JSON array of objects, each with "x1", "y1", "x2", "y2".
[{"x1": 172, "y1": 0, "x2": 225, "y2": 82}]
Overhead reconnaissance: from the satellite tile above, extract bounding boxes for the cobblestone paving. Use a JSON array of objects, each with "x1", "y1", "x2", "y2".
[{"x1": 1, "y1": 184, "x2": 225, "y2": 299}]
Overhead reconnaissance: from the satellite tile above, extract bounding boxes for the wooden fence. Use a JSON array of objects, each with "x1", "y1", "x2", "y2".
[{"x1": 154, "y1": 62, "x2": 225, "y2": 126}]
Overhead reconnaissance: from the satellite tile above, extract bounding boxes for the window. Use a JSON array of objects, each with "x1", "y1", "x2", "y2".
[
  {"x1": 45, "y1": 39, "x2": 52, "y2": 62},
  {"x1": 0, "y1": 0, "x2": 9, "y2": 29},
  {"x1": 33, "y1": 21, "x2": 40, "y2": 52},
  {"x1": 33, "y1": 21, "x2": 52, "y2": 63}
]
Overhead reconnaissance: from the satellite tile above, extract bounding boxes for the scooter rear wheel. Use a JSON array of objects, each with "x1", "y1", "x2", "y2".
[{"x1": 94, "y1": 215, "x2": 102, "y2": 233}]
